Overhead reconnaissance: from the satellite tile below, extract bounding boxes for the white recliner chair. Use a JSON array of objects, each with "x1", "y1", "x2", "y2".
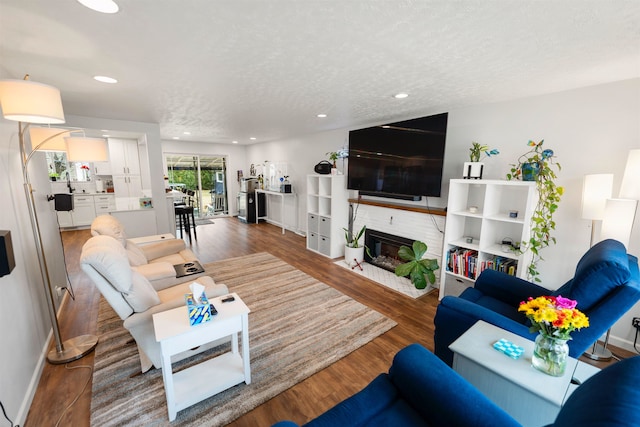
[
  {"x1": 90, "y1": 214, "x2": 202, "y2": 289},
  {"x1": 80, "y1": 234, "x2": 229, "y2": 372}
]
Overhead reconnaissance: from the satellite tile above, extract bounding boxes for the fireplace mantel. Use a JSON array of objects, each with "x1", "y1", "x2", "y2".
[{"x1": 348, "y1": 198, "x2": 446, "y2": 217}]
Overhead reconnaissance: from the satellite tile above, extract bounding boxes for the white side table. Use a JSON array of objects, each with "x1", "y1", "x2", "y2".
[
  {"x1": 449, "y1": 321, "x2": 599, "y2": 427},
  {"x1": 153, "y1": 293, "x2": 251, "y2": 421}
]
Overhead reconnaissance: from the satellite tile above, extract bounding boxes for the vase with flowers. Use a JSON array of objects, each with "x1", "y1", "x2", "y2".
[
  {"x1": 518, "y1": 295, "x2": 589, "y2": 376},
  {"x1": 80, "y1": 164, "x2": 90, "y2": 181}
]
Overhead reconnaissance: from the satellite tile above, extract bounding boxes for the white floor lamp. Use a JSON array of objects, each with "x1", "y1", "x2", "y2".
[
  {"x1": 581, "y1": 174, "x2": 614, "y2": 360},
  {"x1": 0, "y1": 76, "x2": 107, "y2": 363},
  {"x1": 584, "y1": 150, "x2": 640, "y2": 361}
]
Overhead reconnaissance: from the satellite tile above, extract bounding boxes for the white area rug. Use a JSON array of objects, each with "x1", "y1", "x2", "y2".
[{"x1": 334, "y1": 259, "x2": 436, "y2": 299}]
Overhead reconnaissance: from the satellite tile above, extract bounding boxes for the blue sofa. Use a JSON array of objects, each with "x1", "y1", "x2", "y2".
[
  {"x1": 272, "y1": 343, "x2": 640, "y2": 427},
  {"x1": 434, "y1": 239, "x2": 640, "y2": 366}
]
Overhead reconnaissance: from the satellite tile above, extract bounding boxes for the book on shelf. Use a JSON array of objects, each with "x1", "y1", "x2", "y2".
[
  {"x1": 479, "y1": 256, "x2": 518, "y2": 276},
  {"x1": 446, "y1": 247, "x2": 479, "y2": 279}
]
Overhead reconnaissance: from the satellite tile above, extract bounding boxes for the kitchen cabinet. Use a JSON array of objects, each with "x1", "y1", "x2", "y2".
[
  {"x1": 56, "y1": 194, "x2": 116, "y2": 228},
  {"x1": 93, "y1": 161, "x2": 112, "y2": 176},
  {"x1": 113, "y1": 175, "x2": 143, "y2": 199},
  {"x1": 56, "y1": 211, "x2": 73, "y2": 228},
  {"x1": 109, "y1": 138, "x2": 143, "y2": 201},
  {"x1": 109, "y1": 138, "x2": 141, "y2": 175},
  {"x1": 94, "y1": 194, "x2": 116, "y2": 215},
  {"x1": 70, "y1": 194, "x2": 97, "y2": 226}
]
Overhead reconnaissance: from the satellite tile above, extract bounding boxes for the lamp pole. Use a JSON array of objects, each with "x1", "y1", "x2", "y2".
[{"x1": 19, "y1": 121, "x2": 99, "y2": 363}]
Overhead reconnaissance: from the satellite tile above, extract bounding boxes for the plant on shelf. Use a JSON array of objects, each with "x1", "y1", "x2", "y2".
[
  {"x1": 326, "y1": 148, "x2": 348, "y2": 168},
  {"x1": 507, "y1": 139, "x2": 564, "y2": 282},
  {"x1": 394, "y1": 241, "x2": 439, "y2": 289},
  {"x1": 469, "y1": 141, "x2": 499, "y2": 162}
]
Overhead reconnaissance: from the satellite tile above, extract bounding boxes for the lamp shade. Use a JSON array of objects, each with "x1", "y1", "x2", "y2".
[
  {"x1": 0, "y1": 79, "x2": 65, "y2": 124},
  {"x1": 65, "y1": 137, "x2": 109, "y2": 162},
  {"x1": 29, "y1": 127, "x2": 70, "y2": 152},
  {"x1": 619, "y1": 149, "x2": 640, "y2": 200},
  {"x1": 581, "y1": 174, "x2": 614, "y2": 220},
  {"x1": 600, "y1": 198, "x2": 638, "y2": 248}
]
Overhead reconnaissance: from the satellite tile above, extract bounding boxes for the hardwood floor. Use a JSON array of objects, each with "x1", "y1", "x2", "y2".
[{"x1": 25, "y1": 218, "x2": 636, "y2": 426}]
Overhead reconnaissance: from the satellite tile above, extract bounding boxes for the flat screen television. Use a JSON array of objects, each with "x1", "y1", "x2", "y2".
[{"x1": 347, "y1": 112, "x2": 448, "y2": 200}]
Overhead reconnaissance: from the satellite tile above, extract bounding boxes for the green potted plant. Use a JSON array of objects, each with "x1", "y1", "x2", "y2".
[
  {"x1": 326, "y1": 148, "x2": 348, "y2": 174},
  {"x1": 507, "y1": 139, "x2": 564, "y2": 282},
  {"x1": 327, "y1": 151, "x2": 339, "y2": 168},
  {"x1": 464, "y1": 142, "x2": 499, "y2": 179},
  {"x1": 394, "y1": 241, "x2": 439, "y2": 289},
  {"x1": 343, "y1": 224, "x2": 371, "y2": 267}
]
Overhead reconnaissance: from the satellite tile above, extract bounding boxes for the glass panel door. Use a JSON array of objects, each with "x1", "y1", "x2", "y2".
[{"x1": 165, "y1": 154, "x2": 228, "y2": 218}]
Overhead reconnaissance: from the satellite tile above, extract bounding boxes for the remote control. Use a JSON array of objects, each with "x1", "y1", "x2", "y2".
[{"x1": 222, "y1": 296, "x2": 235, "y2": 303}]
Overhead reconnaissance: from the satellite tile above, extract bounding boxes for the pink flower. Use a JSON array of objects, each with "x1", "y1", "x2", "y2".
[{"x1": 555, "y1": 295, "x2": 577, "y2": 309}]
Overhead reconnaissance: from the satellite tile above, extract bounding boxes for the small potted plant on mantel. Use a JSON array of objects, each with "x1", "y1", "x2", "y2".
[{"x1": 463, "y1": 141, "x2": 499, "y2": 179}]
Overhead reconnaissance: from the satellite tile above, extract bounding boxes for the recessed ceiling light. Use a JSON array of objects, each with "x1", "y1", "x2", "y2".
[
  {"x1": 232, "y1": 140, "x2": 238, "y2": 144},
  {"x1": 93, "y1": 75, "x2": 118, "y2": 84},
  {"x1": 317, "y1": 113, "x2": 327, "y2": 118},
  {"x1": 394, "y1": 93, "x2": 409, "y2": 99},
  {"x1": 172, "y1": 137, "x2": 180, "y2": 140},
  {"x1": 102, "y1": 134, "x2": 110, "y2": 137},
  {"x1": 250, "y1": 137, "x2": 257, "y2": 141},
  {"x1": 77, "y1": 0, "x2": 119, "y2": 13},
  {"x1": 183, "y1": 131, "x2": 191, "y2": 135}
]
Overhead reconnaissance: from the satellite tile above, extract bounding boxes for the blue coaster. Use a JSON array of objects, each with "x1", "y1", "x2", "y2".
[{"x1": 493, "y1": 338, "x2": 525, "y2": 359}]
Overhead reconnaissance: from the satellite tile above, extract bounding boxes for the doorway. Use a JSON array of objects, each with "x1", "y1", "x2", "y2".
[{"x1": 165, "y1": 154, "x2": 228, "y2": 218}]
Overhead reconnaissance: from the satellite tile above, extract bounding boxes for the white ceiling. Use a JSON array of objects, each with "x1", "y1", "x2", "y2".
[{"x1": 1, "y1": 0, "x2": 639, "y2": 145}]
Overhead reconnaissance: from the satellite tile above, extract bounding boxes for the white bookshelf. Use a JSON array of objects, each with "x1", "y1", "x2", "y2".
[
  {"x1": 439, "y1": 179, "x2": 537, "y2": 299},
  {"x1": 306, "y1": 174, "x2": 348, "y2": 258}
]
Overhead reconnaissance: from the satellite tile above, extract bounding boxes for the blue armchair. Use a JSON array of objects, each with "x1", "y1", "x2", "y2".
[
  {"x1": 434, "y1": 239, "x2": 640, "y2": 366},
  {"x1": 272, "y1": 343, "x2": 640, "y2": 427}
]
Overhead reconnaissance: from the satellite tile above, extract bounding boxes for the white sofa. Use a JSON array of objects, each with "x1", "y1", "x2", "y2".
[
  {"x1": 90, "y1": 214, "x2": 202, "y2": 289},
  {"x1": 80, "y1": 234, "x2": 229, "y2": 372}
]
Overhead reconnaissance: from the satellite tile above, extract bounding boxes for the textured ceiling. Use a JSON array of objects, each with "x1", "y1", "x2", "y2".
[{"x1": 1, "y1": 0, "x2": 639, "y2": 144}]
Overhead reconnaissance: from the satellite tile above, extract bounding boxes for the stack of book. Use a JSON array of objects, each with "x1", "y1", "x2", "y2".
[
  {"x1": 447, "y1": 247, "x2": 519, "y2": 278},
  {"x1": 481, "y1": 256, "x2": 518, "y2": 276},
  {"x1": 446, "y1": 247, "x2": 479, "y2": 279}
]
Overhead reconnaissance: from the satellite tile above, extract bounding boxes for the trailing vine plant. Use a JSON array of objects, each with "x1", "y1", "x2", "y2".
[{"x1": 506, "y1": 140, "x2": 563, "y2": 282}]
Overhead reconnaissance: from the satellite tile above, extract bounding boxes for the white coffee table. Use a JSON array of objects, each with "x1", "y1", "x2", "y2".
[
  {"x1": 449, "y1": 320, "x2": 599, "y2": 427},
  {"x1": 153, "y1": 292, "x2": 251, "y2": 421}
]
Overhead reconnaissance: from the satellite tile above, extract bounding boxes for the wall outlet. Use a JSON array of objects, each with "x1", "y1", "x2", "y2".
[{"x1": 632, "y1": 317, "x2": 640, "y2": 329}]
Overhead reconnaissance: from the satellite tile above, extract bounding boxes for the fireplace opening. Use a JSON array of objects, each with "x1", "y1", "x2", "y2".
[{"x1": 364, "y1": 229, "x2": 415, "y2": 273}]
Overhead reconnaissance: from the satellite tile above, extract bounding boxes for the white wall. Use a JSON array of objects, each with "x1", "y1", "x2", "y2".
[
  {"x1": 0, "y1": 121, "x2": 58, "y2": 425},
  {"x1": 247, "y1": 78, "x2": 640, "y2": 352}
]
